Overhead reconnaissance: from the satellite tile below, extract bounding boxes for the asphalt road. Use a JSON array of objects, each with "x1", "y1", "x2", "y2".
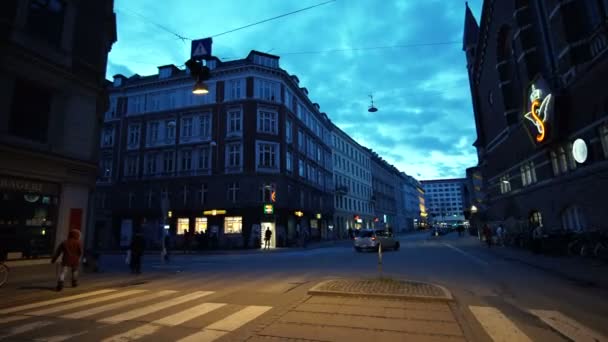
[{"x1": 1, "y1": 231, "x2": 607, "y2": 341}]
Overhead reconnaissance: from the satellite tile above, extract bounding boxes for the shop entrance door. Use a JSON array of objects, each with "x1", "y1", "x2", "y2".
[{"x1": 260, "y1": 222, "x2": 276, "y2": 249}]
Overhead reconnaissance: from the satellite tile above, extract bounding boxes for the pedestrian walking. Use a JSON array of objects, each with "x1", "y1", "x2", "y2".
[
  {"x1": 264, "y1": 227, "x2": 272, "y2": 250},
  {"x1": 51, "y1": 229, "x2": 82, "y2": 291},
  {"x1": 482, "y1": 224, "x2": 492, "y2": 248},
  {"x1": 162, "y1": 233, "x2": 171, "y2": 262},
  {"x1": 130, "y1": 232, "x2": 145, "y2": 274}
]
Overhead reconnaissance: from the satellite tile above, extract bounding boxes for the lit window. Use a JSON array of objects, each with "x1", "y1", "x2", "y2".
[
  {"x1": 177, "y1": 218, "x2": 189, "y2": 235},
  {"x1": 224, "y1": 216, "x2": 242, "y2": 234},
  {"x1": 195, "y1": 217, "x2": 207, "y2": 233}
]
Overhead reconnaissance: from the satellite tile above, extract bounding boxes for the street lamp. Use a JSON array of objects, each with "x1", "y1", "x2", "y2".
[
  {"x1": 185, "y1": 58, "x2": 210, "y2": 95},
  {"x1": 471, "y1": 205, "x2": 478, "y2": 214},
  {"x1": 192, "y1": 78, "x2": 209, "y2": 95}
]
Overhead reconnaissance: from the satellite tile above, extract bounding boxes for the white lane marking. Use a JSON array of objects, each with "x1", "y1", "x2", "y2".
[
  {"x1": 61, "y1": 290, "x2": 176, "y2": 319},
  {"x1": 529, "y1": 309, "x2": 608, "y2": 342},
  {"x1": 34, "y1": 330, "x2": 89, "y2": 342},
  {"x1": 27, "y1": 290, "x2": 146, "y2": 316},
  {"x1": 177, "y1": 305, "x2": 272, "y2": 342},
  {"x1": 0, "y1": 315, "x2": 28, "y2": 324},
  {"x1": 444, "y1": 243, "x2": 489, "y2": 266},
  {"x1": 98, "y1": 291, "x2": 214, "y2": 324},
  {"x1": 101, "y1": 303, "x2": 226, "y2": 342},
  {"x1": 0, "y1": 320, "x2": 53, "y2": 339},
  {"x1": 470, "y1": 306, "x2": 533, "y2": 342},
  {"x1": 0, "y1": 289, "x2": 116, "y2": 315}
]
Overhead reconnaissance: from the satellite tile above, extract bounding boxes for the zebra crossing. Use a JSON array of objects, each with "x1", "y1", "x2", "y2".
[
  {"x1": 0, "y1": 288, "x2": 272, "y2": 341},
  {"x1": 469, "y1": 305, "x2": 608, "y2": 342}
]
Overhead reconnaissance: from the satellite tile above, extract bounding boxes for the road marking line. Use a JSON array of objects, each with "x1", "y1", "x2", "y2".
[
  {"x1": 0, "y1": 289, "x2": 116, "y2": 315},
  {"x1": 101, "y1": 303, "x2": 226, "y2": 342},
  {"x1": 98, "y1": 291, "x2": 214, "y2": 324},
  {"x1": 0, "y1": 320, "x2": 53, "y2": 339},
  {"x1": 470, "y1": 306, "x2": 533, "y2": 342},
  {"x1": 26, "y1": 289, "x2": 146, "y2": 316},
  {"x1": 61, "y1": 290, "x2": 177, "y2": 319},
  {"x1": 529, "y1": 309, "x2": 608, "y2": 342},
  {"x1": 444, "y1": 243, "x2": 489, "y2": 266},
  {"x1": 176, "y1": 305, "x2": 272, "y2": 342}
]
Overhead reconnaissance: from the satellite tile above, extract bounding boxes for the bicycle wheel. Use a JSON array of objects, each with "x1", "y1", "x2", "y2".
[{"x1": 0, "y1": 263, "x2": 8, "y2": 287}]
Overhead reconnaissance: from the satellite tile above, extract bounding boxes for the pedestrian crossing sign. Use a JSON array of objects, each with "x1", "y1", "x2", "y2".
[{"x1": 191, "y1": 37, "x2": 212, "y2": 59}]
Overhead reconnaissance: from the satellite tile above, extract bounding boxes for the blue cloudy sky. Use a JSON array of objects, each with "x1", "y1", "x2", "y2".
[{"x1": 106, "y1": 0, "x2": 483, "y2": 180}]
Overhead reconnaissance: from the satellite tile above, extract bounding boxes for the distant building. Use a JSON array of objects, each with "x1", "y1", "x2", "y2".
[
  {"x1": 421, "y1": 179, "x2": 466, "y2": 225},
  {"x1": 95, "y1": 51, "x2": 335, "y2": 250},
  {"x1": 463, "y1": 1, "x2": 608, "y2": 231},
  {"x1": 0, "y1": 1, "x2": 116, "y2": 260},
  {"x1": 331, "y1": 125, "x2": 373, "y2": 237},
  {"x1": 463, "y1": 166, "x2": 484, "y2": 228},
  {"x1": 370, "y1": 152, "x2": 399, "y2": 231},
  {"x1": 402, "y1": 173, "x2": 427, "y2": 229}
]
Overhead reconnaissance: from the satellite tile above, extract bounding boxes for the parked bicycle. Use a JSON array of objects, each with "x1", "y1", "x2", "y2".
[{"x1": 0, "y1": 262, "x2": 8, "y2": 288}]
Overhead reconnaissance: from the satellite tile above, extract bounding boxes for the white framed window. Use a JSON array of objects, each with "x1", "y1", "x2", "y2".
[
  {"x1": 145, "y1": 153, "x2": 158, "y2": 175},
  {"x1": 227, "y1": 182, "x2": 239, "y2": 203},
  {"x1": 227, "y1": 109, "x2": 242, "y2": 136},
  {"x1": 127, "y1": 124, "x2": 140, "y2": 148},
  {"x1": 499, "y1": 175, "x2": 511, "y2": 193},
  {"x1": 255, "y1": 79, "x2": 278, "y2": 101},
  {"x1": 181, "y1": 117, "x2": 193, "y2": 138},
  {"x1": 199, "y1": 113, "x2": 211, "y2": 139},
  {"x1": 286, "y1": 151, "x2": 293, "y2": 171},
  {"x1": 163, "y1": 151, "x2": 175, "y2": 173},
  {"x1": 256, "y1": 141, "x2": 280, "y2": 171},
  {"x1": 177, "y1": 218, "x2": 189, "y2": 235},
  {"x1": 286, "y1": 120, "x2": 293, "y2": 143},
  {"x1": 101, "y1": 127, "x2": 114, "y2": 147},
  {"x1": 165, "y1": 120, "x2": 176, "y2": 141},
  {"x1": 299, "y1": 159, "x2": 305, "y2": 177},
  {"x1": 180, "y1": 150, "x2": 192, "y2": 171},
  {"x1": 197, "y1": 147, "x2": 211, "y2": 170},
  {"x1": 124, "y1": 155, "x2": 138, "y2": 177},
  {"x1": 226, "y1": 143, "x2": 243, "y2": 172},
  {"x1": 148, "y1": 121, "x2": 160, "y2": 144},
  {"x1": 224, "y1": 216, "x2": 242, "y2": 234},
  {"x1": 195, "y1": 217, "x2": 207, "y2": 233},
  {"x1": 225, "y1": 79, "x2": 243, "y2": 101},
  {"x1": 600, "y1": 125, "x2": 608, "y2": 158},
  {"x1": 257, "y1": 110, "x2": 278, "y2": 134}
]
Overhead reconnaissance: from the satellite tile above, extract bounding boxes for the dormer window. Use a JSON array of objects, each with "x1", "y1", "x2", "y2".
[
  {"x1": 159, "y1": 68, "x2": 172, "y2": 79},
  {"x1": 253, "y1": 54, "x2": 278, "y2": 68}
]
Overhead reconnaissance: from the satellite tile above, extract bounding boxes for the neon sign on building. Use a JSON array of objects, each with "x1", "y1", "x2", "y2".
[{"x1": 523, "y1": 79, "x2": 553, "y2": 143}]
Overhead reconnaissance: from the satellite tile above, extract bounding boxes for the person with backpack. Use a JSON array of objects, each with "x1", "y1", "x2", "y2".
[{"x1": 51, "y1": 229, "x2": 82, "y2": 291}]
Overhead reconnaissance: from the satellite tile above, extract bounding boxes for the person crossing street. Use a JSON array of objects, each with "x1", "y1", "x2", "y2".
[{"x1": 51, "y1": 229, "x2": 82, "y2": 291}]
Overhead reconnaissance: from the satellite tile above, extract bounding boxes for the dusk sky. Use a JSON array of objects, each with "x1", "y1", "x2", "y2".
[{"x1": 106, "y1": 0, "x2": 483, "y2": 180}]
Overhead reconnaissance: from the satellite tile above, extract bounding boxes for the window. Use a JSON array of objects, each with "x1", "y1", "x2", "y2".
[
  {"x1": 99, "y1": 158, "x2": 112, "y2": 179},
  {"x1": 101, "y1": 127, "x2": 114, "y2": 147},
  {"x1": 124, "y1": 156, "x2": 138, "y2": 177},
  {"x1": 146, "y1": 153, "x2": 157, "y2": 174},
  {"x1": 226, "y1": 143, "x2": 242, "y2": 170},
  {"x1": 257, "y1": 110, "x2": 278, "y2": 134},
  {"x1": 286, "y1": 151, "x2": 293, "y2": 171},
  {"x1": 199, "y1": 114, "x2": 211, "y2": 139},
  {"x1": 499, "y1": 175, "x2": 511, "y2": 194},
  {"x1": 227, "y1": 182, "x2": 239, "y2": 203},
  {"x1": 224, "y1": 216, "x2": 243, "y2": 234},
  {"x1": 177, "y1": 218, "x2": 190, "y2": 235},
  {"x1": 165, "y1": 120, "x2": 176, "y2": 140},
  {"x1": 181, "y1": 117, "x2": 193, "y2": 137},
  {"x1": 27, "y1": 0, "x2": 66, "y2": 46},
  {"x1": 195, "y1": 217, "x2": 207, "y2": 233},
  {"x1": 128, "y1": 192, "x2": 135, "y2": 209},
  {"x1": 227, "y1": 110, "x2": 242, "y2": 135},
  {"x1": 163, "y1": 151, "x2": 174, "y2": 173},
  {"x1": 530, "y1": 211, "x2": 543, "y2": 227},
  {"x1": 567, "y1": 142, "x2": 577, "y2": 170},
  {"x1": 299, "y1": 159, "x2": 306, "y2": 177},
  {"x1": 226, "y1": 79, "x2": 243, "y2": 100},
  {"x1": 261, "y1": 183, "x2": 274, "y2": 202},
  {"x1": 316, "y1": 146, "x2": 322, "y2": 163},
  {"x1": 558, "y1": 147, "x2": 568, "y2": 173},
  {"x1": 198, "y1": 184, "x2": 208, "y2": 204},
  {"x1": 286, "y1": 120, "x2": 293, "y2": 143},
  {"x1": 600, "y1": 125, "x2": 608, "y2": 158},
  {"x1": 149, "y1": 122, "x2": 160, "y2": 143},
  {"x1": 128, "y1": 124, "x2": 140, "y2": 147},
  {"x1": 181, "y1": 150, "x2": 192, "y2": 171},
  {"x1": 298, "y1": 130, "x2": 305, "y2": 150},
  {"x1": 561, "y1": 206, "x2": 586, "y2": 232},
  {"x1": 256, "y1": 141, "x2": 279, "y2": 170},
  {"x1": 198, "y1": 147, "x2": 210, "y2": 169},
  {"x1": 256, "y1": 79, "x2": 278, "y2": 101}
]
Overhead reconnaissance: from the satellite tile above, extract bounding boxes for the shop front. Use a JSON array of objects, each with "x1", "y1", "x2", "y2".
[{"x1": 0, "y1": 177, "x2": 60, "y2": 260}]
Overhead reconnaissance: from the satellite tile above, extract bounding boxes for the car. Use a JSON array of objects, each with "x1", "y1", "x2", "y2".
[{"x1": 353, "y1": 229, "x2": 400, "y2": 252}]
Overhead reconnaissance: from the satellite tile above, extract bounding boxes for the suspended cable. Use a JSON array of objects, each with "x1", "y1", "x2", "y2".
[
  {"x1": 277, "y1": 41, "x2": 460, "y2": 55},
  {"x1": 116, "y1": 7, "x2": 191, "y2": 42}
]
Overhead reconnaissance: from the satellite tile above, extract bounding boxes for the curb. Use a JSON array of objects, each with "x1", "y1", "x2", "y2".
[{"x1": 307, "y1": 279, "x2": 454, "y2": 302}]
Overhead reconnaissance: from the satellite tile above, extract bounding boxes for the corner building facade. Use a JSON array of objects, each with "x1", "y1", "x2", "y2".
[
  {"x1": 95, "y1": 51, "x2": 334, "y2": 249},
  {"x1": 464, "y1": 1, "x2": 608, "y2": 232}
]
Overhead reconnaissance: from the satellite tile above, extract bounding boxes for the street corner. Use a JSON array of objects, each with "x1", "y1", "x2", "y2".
[{"x1": 307, "y1": 277, "x2": 454, "y2": 302}]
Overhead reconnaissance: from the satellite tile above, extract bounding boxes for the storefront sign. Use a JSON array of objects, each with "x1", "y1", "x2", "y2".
[
  {"x1": 204, "y1": 209, "x2": 226, "y2": 216},
  {"x1": 263, "y1": 204, "x2": 274, "y2": 214},
  {"x1": 294, "y1": 211, "x2": 304, "y2": 217},
  {"x1": 0, "y1": 177, "x2": 58, "y2": 194},
  {"x1": 69, "y1": 208, "x2": 83, "y2": 231},
  {"x1": 524, "y1": 79, "x2": 553, "y2": 143}
]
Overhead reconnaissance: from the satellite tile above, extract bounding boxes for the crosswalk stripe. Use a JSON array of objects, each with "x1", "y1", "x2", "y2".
[
  {"x1": 26, "y1": 289, "x2": 147, "y2": 316},
  {"x1": 469, "y1": 306, "x2": 533, "y2": 342},
  {"x1": 0, "y1": 315, "x2": 28, "y2": 324},
  {"x1": 177, "y1": 305, "x2": 272, "y2": 342},
  {"x1": 98, "y1": 291, "x2": 214, "y2": 324},
  {"x1": 100, "y1": 303, "x2": 226, "y2": 342},
  {"x1": 34, "y1": 330, "x2": 89, "y2": 342},
  {"x1": 0, "y1": 289, "x2": 116, "y2": 315},
  {"x1": 61, "y1": 290, "x2": 177, "y2": 319},
  {"x1": 529, "y1": 309, "x2": 608, "y2": 342},
  {"x1": 0, "y1": 320, "x2": 53, "y2": 339}
]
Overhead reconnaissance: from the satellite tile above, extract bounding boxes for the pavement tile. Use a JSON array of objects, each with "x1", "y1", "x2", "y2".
[
  {"x1": 305, "y1": 296, "x2": 452, "y2": 311},
  {"x1": 293, "y1": 303, "x2": 457, "y2": 322},
  {"x1": 278, "y1": 311, "x2": 463, "y2": 336},
  {"x1": 258, "y1": 322, "x2": 467, "y2": 342}
]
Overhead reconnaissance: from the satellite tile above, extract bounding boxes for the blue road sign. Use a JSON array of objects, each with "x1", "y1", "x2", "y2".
[{"x1": 191, "y1": 38, "x2": 213, "y2": 59}]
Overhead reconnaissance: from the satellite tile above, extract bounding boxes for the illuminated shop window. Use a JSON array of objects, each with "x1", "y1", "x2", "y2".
[
  {"x1": 224, "y1": 216, "x2": 242, "y2": 234},
  {"x1": 177, "y1": 218, "x2": 189, "y2": 235},
  {"x1": 195, "y1": 217, "x2": 207, "y2": 233},
  {"x1": 530, "y1": 211, "x2": 543, "y2": 227}
]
